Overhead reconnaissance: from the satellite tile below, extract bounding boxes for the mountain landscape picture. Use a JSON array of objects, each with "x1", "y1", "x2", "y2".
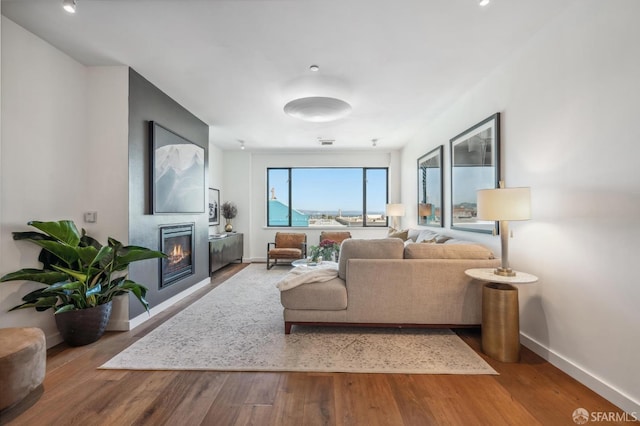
[{"x1": 152, "y1": 122, "x2": 205, "y2": 213}]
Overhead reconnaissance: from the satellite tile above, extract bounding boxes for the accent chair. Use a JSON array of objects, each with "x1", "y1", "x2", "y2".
[{"x1": 267, "y1": 232, "x2": 307, "y2": 270}]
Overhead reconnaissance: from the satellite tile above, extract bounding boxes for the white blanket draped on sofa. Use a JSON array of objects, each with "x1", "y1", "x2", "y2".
[{"x1": 276, "y1": 262, "x2": 338, "y2": 291}]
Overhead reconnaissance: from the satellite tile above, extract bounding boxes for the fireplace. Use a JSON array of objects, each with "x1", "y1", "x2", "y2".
[{"x1": 160, "y1": 224, "x2": 195, "y2": 288}]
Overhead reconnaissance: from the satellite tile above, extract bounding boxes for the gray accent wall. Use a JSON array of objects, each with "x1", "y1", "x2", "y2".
[{"x1": 127, "y1": 68, "x2": 209, "y2": 318}]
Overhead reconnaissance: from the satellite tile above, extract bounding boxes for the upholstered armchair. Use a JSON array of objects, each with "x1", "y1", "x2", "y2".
[
  {"x1": 267, "y1": 232, "x2": 307, "y2": 270},
  {"x1": 319, "y1": 231, "x2": 352, "y2": 245}
]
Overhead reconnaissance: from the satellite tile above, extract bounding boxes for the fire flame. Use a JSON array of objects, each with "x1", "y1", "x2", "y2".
[{"x1": 168, "y1": 243, "x2": 189, "y2": 265}]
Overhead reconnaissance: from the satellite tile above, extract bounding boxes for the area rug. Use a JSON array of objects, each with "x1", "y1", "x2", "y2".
[{"x1": 101, "y1": 264, "x2": 497, "y2": 375}]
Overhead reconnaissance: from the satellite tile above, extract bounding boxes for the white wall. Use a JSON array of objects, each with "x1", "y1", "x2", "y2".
[
  {"x1": 0, "y1": 18, "x2": 129, "y2": 345},
  {"x1": 223, "y1": 150, "x2": 399, "y2": 261},
  {"x1": 208, "y1": 136, "x2": 224, "y2": 235},
  {"x1": 399, "y1": 0, "x2": 639, "y2": 413}
]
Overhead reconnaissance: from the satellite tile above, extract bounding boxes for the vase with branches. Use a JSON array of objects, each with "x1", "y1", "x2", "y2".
[{"x1": 221, "y1": 202, "x2": 238, "y2": 232}]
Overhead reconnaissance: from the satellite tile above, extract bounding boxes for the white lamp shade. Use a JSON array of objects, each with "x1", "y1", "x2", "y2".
[
  {"x1": 477, "y1": 187, "x2": 531, "y2": 221},
  {"x1": 386, "y1": 203, "x2": 405, "y2": 217}
]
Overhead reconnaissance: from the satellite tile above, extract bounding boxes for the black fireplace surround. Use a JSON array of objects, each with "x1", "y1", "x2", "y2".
[{"x1": 160, "y1": 223, "x2": 195, "y2": 288}]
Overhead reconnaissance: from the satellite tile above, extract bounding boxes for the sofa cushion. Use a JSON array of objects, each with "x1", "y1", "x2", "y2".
[
  {"x1": 280, "y1": 277, "x2": 347, "y2": 311},
  {"x1": 404, "y1": 243, "x2": 495, "y2": 259},
  {"x1": 387, "y1": 228, "x2": 409, "y2": 241},
  {"x1": 338, "y1": 238, "x2": 404, "y2": 280}
]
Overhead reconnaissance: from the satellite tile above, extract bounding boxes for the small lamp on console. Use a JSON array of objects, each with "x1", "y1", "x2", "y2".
[{"x1": 477, "y1": 181, "x2": 531, "y2": 277}]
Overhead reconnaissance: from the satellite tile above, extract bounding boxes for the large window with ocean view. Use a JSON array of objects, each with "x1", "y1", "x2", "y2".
[{"x1": 267, "y1": 167, "x2": 389, "y2": 227}]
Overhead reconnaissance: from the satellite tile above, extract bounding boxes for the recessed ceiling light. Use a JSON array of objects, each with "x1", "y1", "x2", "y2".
[
  {"x1": 63, "y1": 0, "x2": 77, "y2": 13},
  {"x1": 309, "y1": 65, "x2": 319, "y2": 72},
  {"x1": 239, "y1": 140, "x2": 245, "y2": 150},
  {"x1": 479, "y1": 0, "x2": 490, "y2": 7}
]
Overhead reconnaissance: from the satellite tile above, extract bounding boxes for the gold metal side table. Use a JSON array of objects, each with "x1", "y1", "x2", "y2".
[{"x1": 465, "y1": 268, "x2": 538, "y2": 362}]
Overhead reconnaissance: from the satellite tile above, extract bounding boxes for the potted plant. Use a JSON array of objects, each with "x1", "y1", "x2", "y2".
[
  {"x1": 309, "y1": 239, "x2": 340, "y2": 263},
  {"x1": 0, "y1": 220, "x2": 166, "y2": 346},
  {"x1": 221, "y1": 202, "x2": 238, "y2": 232}
]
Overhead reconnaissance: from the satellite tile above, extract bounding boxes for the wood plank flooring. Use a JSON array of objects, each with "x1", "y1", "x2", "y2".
[{"x1": 0, "y1": 263, "x2": 627, "y2": 425}]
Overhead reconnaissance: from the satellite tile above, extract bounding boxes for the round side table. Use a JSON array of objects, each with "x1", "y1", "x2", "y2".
[{"x1": 465, "y1": 268, "x2": 538, "y2": 363}]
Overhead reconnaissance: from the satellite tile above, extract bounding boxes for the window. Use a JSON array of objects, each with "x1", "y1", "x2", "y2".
[{"x1": 267, "y1": 167, "x2": 388, "y2": 227}]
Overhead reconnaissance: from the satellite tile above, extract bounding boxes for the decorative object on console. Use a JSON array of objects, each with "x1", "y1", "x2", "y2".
[
  {"x1": 385, "y1": 203, "x2": 405, "y2": 230},
  {"x1": 221, "y1": 201, "x2": 238, "y2": 232},
  {"x1": 477, "y1": 181, "x2": 531, "y2": 277},
  {"x1": 150, "y1": 121, "x2": 205, "y2": 214},
  {"x1": 417, "y1": 145, "x2": 443, "y2": 227},
  {"x1": 0, "y1": 220, "x2": 165, "y2": 346},
  {"x1": 450, "y1": 113, "x2": 500, "y2": 234},
  {"x1": 208, "y1": 188, "x2": 220, "y2": 225}
]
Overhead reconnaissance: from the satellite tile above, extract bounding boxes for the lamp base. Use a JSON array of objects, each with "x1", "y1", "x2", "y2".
[{"x1": 494, "y1": 267, "x2": 516, "y2": 277}]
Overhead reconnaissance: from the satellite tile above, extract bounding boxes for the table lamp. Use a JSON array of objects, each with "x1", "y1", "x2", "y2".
[
  {"x1": 477, "y1": 182, "x2": 531, "y2": 277},
  {"x1": 385, "y1": 203, "x2": 405, "y2": 230}
]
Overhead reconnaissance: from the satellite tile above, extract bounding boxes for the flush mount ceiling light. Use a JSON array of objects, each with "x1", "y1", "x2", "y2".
[
  {"x1": 283, "y1": 97, "x2": 352, "y2": 123},
  {"x1": 283, "y1": 64, "x2": 352, "y2": 123},
  {"x1": 63, "y1": 0, "x2": 77, "y2": 13},
  {"x1": 478, "y1": 0, "x2": 490, "y2": 6}
]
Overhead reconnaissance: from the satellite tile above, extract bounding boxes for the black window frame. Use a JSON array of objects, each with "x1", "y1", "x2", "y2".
[{"x1": 266, "y1": 167, "x2": 389, "y2": 227}]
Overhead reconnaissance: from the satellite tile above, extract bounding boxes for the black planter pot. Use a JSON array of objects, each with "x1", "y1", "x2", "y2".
[{"x1": 54, "y1": 301, "x2": 113, "y2": 347}]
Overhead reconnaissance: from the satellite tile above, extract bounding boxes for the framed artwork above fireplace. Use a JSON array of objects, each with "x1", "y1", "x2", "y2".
[{"x1": 150, "y1": 121, "x2": 205, "y2": 214}]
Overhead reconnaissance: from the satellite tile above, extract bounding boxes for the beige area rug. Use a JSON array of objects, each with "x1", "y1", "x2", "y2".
[{"x1": 101, "y1": 264, "x2": 497, "y2": 375}]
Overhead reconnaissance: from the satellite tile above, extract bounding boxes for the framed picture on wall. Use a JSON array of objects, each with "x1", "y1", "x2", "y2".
[
  {"x1": 150, "y1": 121, "x2": 205, "y2": 214},
  {"x1": 209, "y1": 188, "x2": 220, "y2": 225},
  {"x1": 450, "y1": 113, "x2": 500, "y2": 233},
  {"x1": 417, "y1": 145, "x2": 443, "y2": 227}
]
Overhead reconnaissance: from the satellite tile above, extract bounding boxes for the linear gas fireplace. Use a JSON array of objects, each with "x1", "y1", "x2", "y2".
[{"x1": 160, "y1": 223, "x2": 195, "y2": 288}]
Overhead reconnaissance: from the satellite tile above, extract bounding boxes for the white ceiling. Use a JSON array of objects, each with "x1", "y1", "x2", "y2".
[{"x1": 1, "y1": 0, "x2": 575, "y2": 151}]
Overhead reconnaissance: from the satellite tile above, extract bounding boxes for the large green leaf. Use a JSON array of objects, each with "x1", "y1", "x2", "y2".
[
  {"x1": 8, "y1": 296, "x2": 58, "y2": 311},
  {"x1": 103, "y1": 279, "x2": 149, "y2": 312},
  {"x1": 12, "y1": 231, "x2": 53, "y2": 242},
  {"x1": 52, "y1": 265, "x2": 88, "y2": 284},
  {"x1": 0, "y1": 268, "x2": 69, "y2": 285},
  {"x1": 28, "y1": 220, "x2": 81, "y2": 246},
  {"x1": 55, "y1": 304, "x2": 76, "y2": 314},
  {"x1": 28, "y1": 239, "x2": 79, "y2": 266},
  {"x1": 43, "y1": 280, "x2": 82, "y2": 292},
  {"x1": 113, "y1": 245, "x2": 166, "y2": 270},
  {"x1": 76, "y1": 245, "x2": 101, "y2": 267}
]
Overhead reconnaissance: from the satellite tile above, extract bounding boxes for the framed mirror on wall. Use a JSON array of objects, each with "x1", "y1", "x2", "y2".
[
  {"x1": 450, "y1": 113, "x2": 500, "y2": 234},
  {"x1": 417, "y1": 146, "x2": 444, "y2": 227}
]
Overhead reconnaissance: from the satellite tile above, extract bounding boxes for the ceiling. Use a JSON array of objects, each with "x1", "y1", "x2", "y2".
[{"x1": 1, "y1": 0, "x2": 575, "y2": 151}]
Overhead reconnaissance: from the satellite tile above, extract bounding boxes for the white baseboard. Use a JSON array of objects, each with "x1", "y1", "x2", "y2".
[
  {"x1": 520, "y1": 332, "x2": 640, "y2": 415},
  {"x1": 128, "y1": 278, "x2": 211, "y2": 330}
]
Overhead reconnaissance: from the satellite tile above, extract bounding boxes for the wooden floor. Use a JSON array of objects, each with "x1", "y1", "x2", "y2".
[{"x1": 0, "y1": 263, "x2": 626, "y2": 426}]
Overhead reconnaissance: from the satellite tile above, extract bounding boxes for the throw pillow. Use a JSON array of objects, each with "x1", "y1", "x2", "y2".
[
  {"x1": 388, "y1": 228, "x2": 409, "y2": 241},
  {"x1": 435, "y1": 235, "x2": 452, "y2": 244}
]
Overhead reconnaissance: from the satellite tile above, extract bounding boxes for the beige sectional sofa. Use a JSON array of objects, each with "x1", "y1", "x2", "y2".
[{"x1": 280, "y1": 232, "x2": 500, "y2": 334}]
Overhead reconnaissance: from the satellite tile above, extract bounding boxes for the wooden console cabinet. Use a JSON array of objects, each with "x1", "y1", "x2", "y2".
[{"x1": 209, "y1": 233, "x2": 243, "y2": 273}]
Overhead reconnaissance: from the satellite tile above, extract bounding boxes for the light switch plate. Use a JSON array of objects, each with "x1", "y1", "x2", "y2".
[{"x1": 84, "y1": 211, "x2": 97, "y2": 223}]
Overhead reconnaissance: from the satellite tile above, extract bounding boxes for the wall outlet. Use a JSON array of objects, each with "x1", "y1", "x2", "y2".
[{"x1": 84, "y1": 211, "x2": 98, "y2": 223}]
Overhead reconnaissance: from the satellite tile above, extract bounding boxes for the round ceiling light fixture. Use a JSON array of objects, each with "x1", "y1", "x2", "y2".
[
  {"x1": 62, "y1": 0, "x2": 77, "y2": 13},
  {"x1": 283, "y1": 96, "x2": 352, "y2": 123}
]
